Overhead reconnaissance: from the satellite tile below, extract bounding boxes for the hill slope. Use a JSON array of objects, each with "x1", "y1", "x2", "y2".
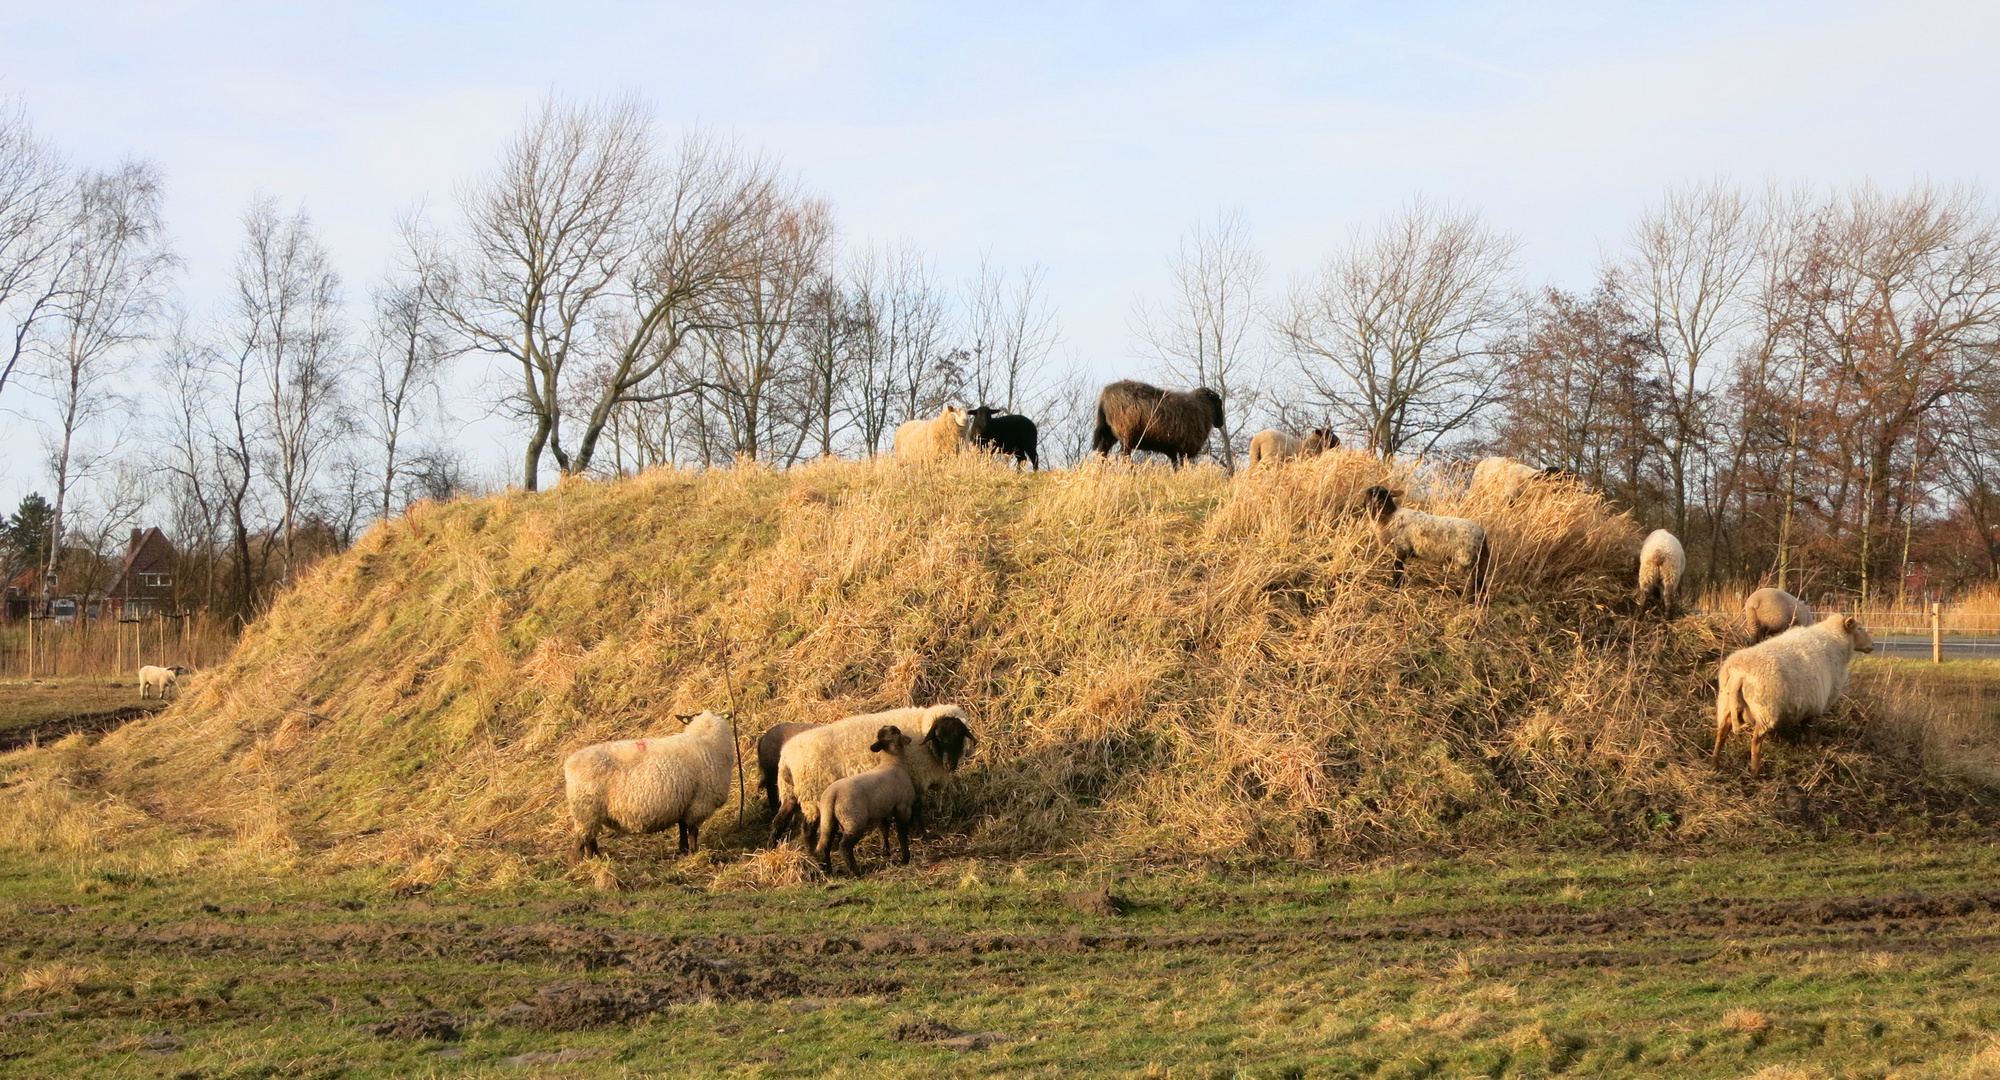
[{"x1": 3, "y1": 454, "x2": 1977, "y2": 881}]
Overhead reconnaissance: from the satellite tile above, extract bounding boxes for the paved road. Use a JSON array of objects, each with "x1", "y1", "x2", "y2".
[{"x1": 1868, "y1": 636, "x2": 2000, "y2": 660}]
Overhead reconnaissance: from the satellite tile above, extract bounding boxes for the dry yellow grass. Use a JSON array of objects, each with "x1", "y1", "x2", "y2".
[{"x1": 0, "y1": 453, "x2": 1987, "y2": 879}]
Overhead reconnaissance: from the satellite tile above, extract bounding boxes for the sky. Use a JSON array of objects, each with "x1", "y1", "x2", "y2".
[{"x1": 1, "y1": 0, "x2": 1997, "y2": 512}]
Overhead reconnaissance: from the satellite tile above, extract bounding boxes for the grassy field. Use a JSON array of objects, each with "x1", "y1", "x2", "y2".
[
  {"x1": 6, "y1": 838, "x2": 2000, "y2": 1079},
  {"x1": 0, "y1": 677, "x2": 163, "y2": 744}
]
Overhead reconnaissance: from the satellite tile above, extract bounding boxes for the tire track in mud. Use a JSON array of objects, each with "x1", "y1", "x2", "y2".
[{"x1": 11, "y1": 889, "x2": 2000, "y2": 972}]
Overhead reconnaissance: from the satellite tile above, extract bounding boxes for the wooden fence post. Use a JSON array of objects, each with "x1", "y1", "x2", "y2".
[{"x1": 1932, "y1": 600, "x2": 1943, "y2": 663}]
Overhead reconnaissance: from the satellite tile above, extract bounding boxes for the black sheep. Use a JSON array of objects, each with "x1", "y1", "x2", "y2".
[{"x1": 966, "y1": 407, "x2": 1041, "y2": 470}]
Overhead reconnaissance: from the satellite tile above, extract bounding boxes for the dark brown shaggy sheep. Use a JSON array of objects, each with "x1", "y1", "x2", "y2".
[
  {"x1": 756, "y1": 722, "x2": 822, "y2": 812},
  {"x1": 1091, "y1": 380, "x2": 1225, "y2": 466}
]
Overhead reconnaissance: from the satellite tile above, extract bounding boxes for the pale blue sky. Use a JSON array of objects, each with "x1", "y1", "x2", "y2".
[{"x1": 2, "y1": 0, "x2": 1997, "y2": 505}]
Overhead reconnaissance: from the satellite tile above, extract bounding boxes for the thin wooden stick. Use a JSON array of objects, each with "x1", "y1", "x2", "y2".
[{"x1": 714, "y1": 620, "x2": 746, "y2": 820}]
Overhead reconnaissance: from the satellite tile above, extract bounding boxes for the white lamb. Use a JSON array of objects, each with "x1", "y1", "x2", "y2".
[
  {"x1": 563, "y1": 710, "x2": 736, "y2": 859},
  {"x1": 1469, "y1": 457, "x2": 1572, "y2": 504},
  {"x1": 892, "y1": 406, "x2": 969, "y2": 463},
  {"x1": 1636, "y1": 529, "x2": 1685, "y2": 616},
  {"x1": 1744, "y1": 587, "x2": 1815, "y2": 643},
  {"x1": 771, "y1": 704, "x2": 976, "y2": 848},
  {"x1": 1246, "y1": 428, "x2": 1334, "y2": 468},
  {"x1": 1360, "y1": 485, "x2": 1491, "y2": 602},
  {"x1": 138, "y1": 664, "x2": 190, "y2": 700},
  {"x1": 1713, "y1": 613, "x2": 1874, "y2": 775}
]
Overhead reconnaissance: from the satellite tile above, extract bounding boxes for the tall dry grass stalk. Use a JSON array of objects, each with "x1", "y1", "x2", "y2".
[
  {"x1": 0, "y1": 453, "x2": 1988, "y2": 877},
  {"x1": 0, "y1": 611, "x2": 236, "y2": 679}
]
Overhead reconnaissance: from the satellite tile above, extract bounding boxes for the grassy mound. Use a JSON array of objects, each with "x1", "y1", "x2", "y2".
[{"x1": 2, "y1": 454, "x2": 1984, "y2": 881}]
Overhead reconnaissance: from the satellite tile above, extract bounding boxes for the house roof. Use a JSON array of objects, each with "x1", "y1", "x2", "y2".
[{"x1": 104, "y1": 527, "x2": 175, "y2": 600}]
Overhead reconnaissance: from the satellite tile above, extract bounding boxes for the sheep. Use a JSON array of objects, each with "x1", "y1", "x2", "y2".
[
  {"x1": 1744, "y1": 587, "x2": 1816, "y2": 643},
  {"x1": 1636, "y1": 529, "x2": 1686, "y2": 616},
  {"x1": 756, "y1": 721, "x2": 822, "y2": 813},
  {"x1": 1091, "y1": 380, "x2": 1225, "y2": 466},
  {"x1": 770, "y1": 704, "x2": 976, "y2": 848},
  {"x1": 1469, "y1": 457, "x2": 1569, "y2": 503},
  {"x1": 965, "y1": 407, "x2": 1041, "y2": 470},
  {"x1": 137, "y1": 664, "x2": 190, "y2": 700},
  {"x1": 892, "y1": 406, "x2": 969, "y2": 463},
  {"x1": 1359, "y1": 485, "x2": 1491, "y2": 602},
  {"x1": 563, "y1": 710, "x2": 735, "y2": 859},
  {"x1": 814, "y1": 725, "x2": 919, "y2": 875},
  {"x1": 1247, "y1": 428, "x2": 1336, "y2": 468},
  {"x1": 1713, "y1": 612, "x2": 1875, "y2": 775}
]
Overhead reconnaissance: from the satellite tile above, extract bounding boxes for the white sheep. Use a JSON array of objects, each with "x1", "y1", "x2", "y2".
[
  {"x1": 563, "y1": 710, "x2": 736, "y2": 859},
  {"x1": 1713, "y1": 612, "x2": 1875, "y2": 775},
  {"x1": 815, "y1": 724, "x2": 919, "y2": 875},
  {"x1": 1247, "y1": 428, "x2": 1335, "y2": 468},
  {"x1": 1469, "y1": 457, "x2": 1568, "y2": 503},
  {"x1": 1636, "y1": 529, "x2": 1685, "y2": 616},
  {"x1": 892, "y1": 406, "x2": 969, "y2": 463},
  {"x1": 1744, "y1": 587, "x2": 1816, "y2": 643},
  {"x1": 770, "y1": 704, "x2": 976, "y2": 848},
  {"x1": 137, "y1": 664, "x2": 190, "y2": 700},
  {"x1": 1360, "y1": 485, "x2": 1491, "y2": 602}
]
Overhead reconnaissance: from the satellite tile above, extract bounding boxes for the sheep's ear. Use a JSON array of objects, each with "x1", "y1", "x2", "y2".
[
  {"x1": 869, "y1": 738, "x2": 888, "y2": 752},
  {"x1": 674, "y1": 713, "x2": 696, "y2": 723},
  {"x1": 1388, "y1": 488, "x2": 1405, "y2": 499},
  {"x1": 1843, "y1": 616, "x2": 1857, "y2": 632}
]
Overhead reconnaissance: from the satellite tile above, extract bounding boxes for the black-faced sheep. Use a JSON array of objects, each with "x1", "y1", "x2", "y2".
[
  {"x1": 1637, "y1": 529, "x2": 1686, "y2": 616},
  {"x1": 1744, "y1": 587, "x2": 1815, "y2": 643},
  {"x1": 563, "y1": 710, "x2": 735, "y2": 859},
  {"x1": 137, "y1": 664, "x2": 190, "y2": 699},
  {"x1": 966, "y1": 407, "x2": 1040, "y2": 470},
  {"x1": 815, "y1": 725, "x2": 919, "y2": 875},
  {"x1": 1713, "y1": 613, "x2": 1875, "y2": 775},
  {"x1": 756, "y1": 721, "x2": 821, "y2": 813},
  {"x1": 770, "y1": 704, "x2": 976, "y2": 848},
  {"x1": 1247, "y1": 428, "x2": 1336, "y2": 467},
  {"x1": 1360, "y1": 485, "x2": 1491, "y2": 602},
  {"x1": 1469, "y1": 457, "x2": 1567, "y2": 503},
  {"x1": 1091, "y1": 380, "x2": 1224, "y2": 466},
  {"x1": 893, "y1": 406, "x2": 968, "y2": 463}
]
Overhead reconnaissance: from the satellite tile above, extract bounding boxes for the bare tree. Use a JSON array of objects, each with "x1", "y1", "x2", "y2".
[
  {"x1": 1133, "y1": 211, "x2": 1265, "y2": 469},
  {"x1": 0, "y1": 100, "x2": 74, "y2": 398},
  {"x1": 965, "y1": 257, "x2": 1060, "y2": 414},
  {"x1": 365, "y1": 216, "x2": 457, "y2": 518},
  {"x1": 232, "y1": 197, "x2": 349, "y2": 585},
  {"x1": 450, "y1": 94, "x2": 651, "y2": 490},
  {"x1": 28, "y1": 161, "x2": 174, "y2": 604},
  {"x1": 1279, "y1": 200, "x2": 1519, "y2": 458},
  {"x1": 1614, "y1": 181, "x2": 1757, "y2": 536},
  {"x1": 845, "y1": 246, "x2": 953, "y2": 455}
]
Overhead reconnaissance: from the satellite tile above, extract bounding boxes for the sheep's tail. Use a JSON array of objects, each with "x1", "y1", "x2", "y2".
[
  {"x1": 1713, "y1": 670, "x2": 1745, "y2": 761},
  {"x1": 1091, "y1": 399, "x2": 1117, "y2": 456}
]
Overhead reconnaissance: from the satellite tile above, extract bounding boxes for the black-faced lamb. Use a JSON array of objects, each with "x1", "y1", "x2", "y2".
[
  {"x1": 137, "y1": 664, "x2": 191, "y2": 699},
  {"x1": 770, "y1": 704, "x2": 976, "y2": 848},
  {"x1": 1091, "y1": 380, "x2": 1224, "y2": 466},
  {"x1": 1636, "y1": 529, "x2": 1686, "y2": 616},
  {"x1": 893, "y1": 406, "x2": 968, "y2": 463},
  {"x1": 966, "y1": 407, "x2": 1040, "y2": 470},
  {"x1": 1247, "y1": 428, "x2": 1335, "y2": 468},
  {"x1": 1744, "y1": 587, "x2": 1815, "y2": 643},
  {"x1": 814, "y1": 724, "x2": 919, "y2": 875},
  {"x1": 756, "y1": 721, "x2": 822, "y2": 813},
  {"x1": 563, "y1": 710, "x2": 735, "y2": 859},
  {"x1": 1713, "y1": 613, "x2": 1875, "y2": 775},
  {"x1": 1359, "y1": 485, "x2": 1491, "y2": 602}
]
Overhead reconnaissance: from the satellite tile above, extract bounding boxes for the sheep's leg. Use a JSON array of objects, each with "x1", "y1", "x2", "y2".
[
  {"x1": 895, "y1": 811, "x2": 911, "y2": 865},
  {"x1": 880, "y1": 819, "x2": 894, "y2": 859},
  {"x1": 770, "y1": 798, "x2": 799, "y2": 845},
  {"x1": 841, "y1": 834, "x2": 862, "y2": 876},
  {"x1": 1710, "y1": 719, "x2": 1728, "y2": 763},
  {"x1": 573, "y1": 826, "x2": 601, "y2": 860},
  {"x1": 1749, "y1": 730, "x2": 1763, "y2": 777},
  {"x1": 1390, "y1": 555, "x2": 1406, "y2": 589}
]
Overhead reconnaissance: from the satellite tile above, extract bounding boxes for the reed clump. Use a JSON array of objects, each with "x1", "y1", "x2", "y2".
[{"x1": 0, "y1": 453, "x2": 1986, "y2": 876}]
